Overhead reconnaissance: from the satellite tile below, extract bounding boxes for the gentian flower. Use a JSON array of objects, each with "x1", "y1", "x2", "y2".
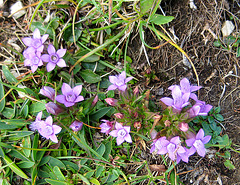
[
  {"x1": 177, "y1": 147, "x2": 195, "y2": 163},
  {"x1": 22, "y1": 28, "x2": 48, "y2": 52},
  {"x1": 45, "y1": 102, "x2": 64, "y2": 115},
  {"x1": 29, "y1": 111, "x2": 45, "y2": 131},
  {"x1": 169, "y1": 78, "x2": 201, "y2": 101},
  {"x1": 41, "y1": 44, "x2": 66, "y2": 72},
  {"x1": 56, "y1": 83, "x2": 84, "y2": 107},
  {"x1": 165, "y1": 136, "x2": 186, "y2": 161},
  {"x1": 186, "y1": 128, "x2": 211, "y2": 157},
  {"x1": 70, "y1": 121, "x2": 83, "y2": 132},
  {"x1": 40, "y1": 86, "x2": 56, "y2": 101},
  {"x1": 23, "y1": 47, "x2": 43, "y2": 73},
  {"x1": 109, "y1": 122, "x2": 132, "y2": 145},
  {"x1": 105, "y1": 98, "x2": 118, "y2": 106},
  {"x1": 187, "y1": 100, "x2": 212, "y2": 118},
  {"x1": 38, "y1": 116, "x2": 62, "y2": 143},
  {"x1": 99, "y1": 120, "x2": 114, "y2": 135},
  {"x1": 161, "y1": 86, "x2": 190, "y2": 111},
  {"x1": 150, "y1": 136, "x2": 169, "y2": 154},
  {"x1": 108, "y1": 71, "x2": 133, "y2": 91},
  {"x1": 91, "y1": 95, "x2": 98, "y2": 106}
]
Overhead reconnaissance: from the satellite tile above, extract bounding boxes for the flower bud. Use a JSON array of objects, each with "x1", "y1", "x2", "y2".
[
  {"x1": 150, "y1": 129, "x2": 158, "y2": 140},
  {"x1": 134, "y1": 112, "x2": 138, "y2": 118},
  {"x1": 45, "y1": 102, "x2": 64, "y2": 115},
  {"x1": 134, "y1": 121, "x2": 141, "y2": 130},
  {"x1": 105, "y1": 98, "x2": 118, "y2": 106},
  {"x1": 91, "y1": 95, "x2": 98, "y2": 106},
  {"x1": 40, "y1": 86, "x2": 55, "y2": 101},
  {"x1": 114, "y1": 113, "x2": 124, "y2": 119},
  {"x1": 133, "y1": 86, "x2": 139, "y2": 96},
  {"x1": 164, "y1": 120, "x2": 171, "y2": 127},
  {"x1": 179, "y1": 122, "x2": 189, "y2": 132},
  {"x1": 70, "y1": 121, "x2": 83, "y2": 131}
]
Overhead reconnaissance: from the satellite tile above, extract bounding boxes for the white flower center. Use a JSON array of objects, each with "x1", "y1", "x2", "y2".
[
  {"x1": 32, "y1": 56, "x2": 40, "y2": 65},
  {"x1": 66, "y1": 94, "x2": 76, "y2": 102},
  {"x1": 118, "y1": 129, "x2": 126, "y2": 137},
  {"x1": 50, "y1": 54, "x2": 59, "y2": 63}
]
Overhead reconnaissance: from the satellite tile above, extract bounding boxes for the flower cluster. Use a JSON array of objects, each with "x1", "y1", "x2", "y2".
[{"x1": 22, "y1": 28, "x2": 66, "y2": 72}]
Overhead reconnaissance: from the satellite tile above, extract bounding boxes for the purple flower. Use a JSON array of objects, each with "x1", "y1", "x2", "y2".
[
  {"x1": 176, "y1": 147, "x2": 195, "y2": 163},
  {"x1": 23, "y1": 47, "x2": 43, "y2": 73},
  {"x1": 108, "y1": 71, "x2": 133, "y2": 91},
  {"x1": 187, "y1": 100, "x2": 213, "y2": 118},
  {"x1": 45, "y1": 102, "x2": 64, "y2": 115},
  {"x1": 70, "y1": 121, "x2": 83, "y2": 132},
  {"x1": 38, "y1": 116, "x2": 62, "y2": 143},
  {"x1": 41, "y1": 44, "x2": 66, "y2": 72},
  {"x1": 40, "y1": 86, "x2": 55, "y2": 101},
  {"x1": 91, "y1": 95, "x2": 98, "y2": 106},
  {"x1": 109, "y1": 122, "x2": 132, "y2": 145},
  {"x1": 150, "y1": 136, "x2": 169, "y2": 154},
  {"x1": 99, "y1": 120, "x2": 114, "y2": 135},
  {"x1": 56, "y1": 83, "x2": 84, "y2": 107},
  {"x1": 29, "y1": 111, "x2": 45, "y2": 131},
  {"x1": 169, "y1": 78, "x2": 201, "y2": 101},
  {"x1": 166, "y1": 136, "x2": 186, "y2": 161},
  {"x1": 186, "y1": 128, "x2": 211, "y2": 157},
  {"x1": 161, "y1": 86, "x2": 190, "y2": 111},
  {"x1": 22, "y1": 28, "x2": 48, "y2": 52},
  {"x1": 179, "y1": 122, "x2": 189, "y2": 132}
]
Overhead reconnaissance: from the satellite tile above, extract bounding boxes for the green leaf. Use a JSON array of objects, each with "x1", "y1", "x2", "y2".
[
  {"x1": 48, "y1": 156, "x2": 66, "y2": 169},
  {"x1": 53, "y1": 166, "x2": 65, "y2": 181},
  {"x1": 62, "y1": 160, "x2": 79, "y2": 172},
  {"x1": 210, "y1": 122, "x2": 217, "y2": 130},
  {"x1": 29, "y1": 101, "x2": 46, "y2": 113},
  {"x1": 2, "y1": 107, "x2": 15, "y2": 119},
  {"x1": 22, "y1": 136, "x2": 31, "y2": 158},
  {"x1": 90, "y1": 107, "x2": 113, "y2": 121},
  {"x1": 214, "y1": 114, "x2": 224, "y2": 121},
  {"x1": 8, "y1": 131, "x2": 34, "y2": 140},
  {"x1": 0, "y1": 119, "x2": 29, "y2": 126},
  {"x1": 0, "y1": 122, "x2": 17, "y2": 130},
  {"x1": 79, "y1": 69, "x2": 101, "y2": 83},
  {"x1": 224, "y1": 160, "x2": 235, "y2": 170},
  {"x1": 150, "y1": 14, "x2": 175, "y2": 25},
  {"x1": 0, "y1": 78, "x2": 5, "y2": 112},
  {"x1": 214, "y1": 107, "x2": 221, "y2": 113},
  {"x1": 90, "y1": 178, "x2": 100, "y2": 185},
  {"x1": 45, "y1": 179, "x2": 68, "y2": 185},
  {"x1": 95, "y1": 144, "x2": 105, "y2": 159},
  {"x1": 3, "y1": 155, "x2": 29, "y2": 179},
  {"x1": 208, "y1": 116, "x2": 215, "y2": 123},
  {"x1": 95, "y1": 166, "x2": 104, "y2": 178},
  {"x1": 213, "y1": 40, "x2": 222, "y2": 47},
  {"x1": 2, "y1": 65, "x2": 18, "y2": 83},
  {"x1": 31, "y1": 134, "x2": 39, "y2": 162},
  {"x1": 237, "y1": 47, "x2": 240, "y2": 57},
  {"x1": 0, "y1": 146, "x2": 5, "y2": 158},
  {"x1": 17, "y1": 161, "x2": 35, "y2": 168},
  {"x1": 63, "y1": 23, "x2": 82, "y2": 42},
  {"x1": 78, "y1": 174, "x2": 90, "y2": 185},
  {"x1": 85, "y1": 170, "x2": 95, "y2": 179},
  {"x1": 140, "y1": 0, "x2": 155, "y2": 14},
  {"x1": 103, "y1": 141, "x2": 112, "y2": 160}
]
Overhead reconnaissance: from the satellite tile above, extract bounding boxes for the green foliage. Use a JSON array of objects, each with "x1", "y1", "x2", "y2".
[{"x1": 214, "y1": 35, "x2": 240, "y2": 57}]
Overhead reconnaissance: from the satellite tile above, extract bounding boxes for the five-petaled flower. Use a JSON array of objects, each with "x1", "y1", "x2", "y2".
[
  {"x1": 30, "y1": 112, "x2": 62, "y2": 143},
  {"x1": 56, "y1": 83, "x2": 84, "y2": 107},
  {"x1": 108, "y1": 71, "x2": 133, "y2": 91},
  {"x1": 99, "y1": 120, "x2": 114, "y2": 135},
  {"x1": 38, "y1": 116, "x2": 62, "y2": 143},
  {"x1": 186, "y1": 128, "x2": 211, "y2": 157},
  {"x1": 161, "y1": 86, "x2": 190, "y2": 111},
  {"x1": 23, "y1": 47, "x2": 43, "y2": 73},
  {"x1": 168, "y1": 78, "x2": 201, "y2": 101},
  {"x1": 41, "y1": 44, "x2": 67, "y2": 72},
  {"x1": 70, "y1": 121, "x2": 83, "y2": 132},
  {"x1": 109, "y1": 122, "x2": 132, "y2": 145},
  {"x1": 22, "y1": 28, "x2": 48, "y2": 52}
]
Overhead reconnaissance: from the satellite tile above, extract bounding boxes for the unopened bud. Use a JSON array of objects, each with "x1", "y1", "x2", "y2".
[
  {"x1": 40, "y1": 86, "x2": 55, "y2": 101},
  {"x1": 134, "y1": 121, "x2": 141, "y2": 130},
  {"x1": 105, "y1": 98, "x2": 118, "y2": 106},
  {"x1": 45, "y1": 102, "x2": 64, "y2": 115},
  {"x1": 179, "y1": 122, "x2": 189, "y2": 132},
  {"x1": 70, "y1": 121, "x2": 83, "y2": 132},
  {"x1": 164, "y1": 120, "x2": 171, "y2": 127},
  {"x1": 134, "y1": 112, "x2": 138, "y2": 118},
  {"x1": 114, "y1": 113, "x2": 124, "y2": 119},
  {"x1": 91, "y1": 95, "x2": 98, "y2": 106},
  {"x1": 133, "y1": 86, "x2": 139, "y2": 95}
]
